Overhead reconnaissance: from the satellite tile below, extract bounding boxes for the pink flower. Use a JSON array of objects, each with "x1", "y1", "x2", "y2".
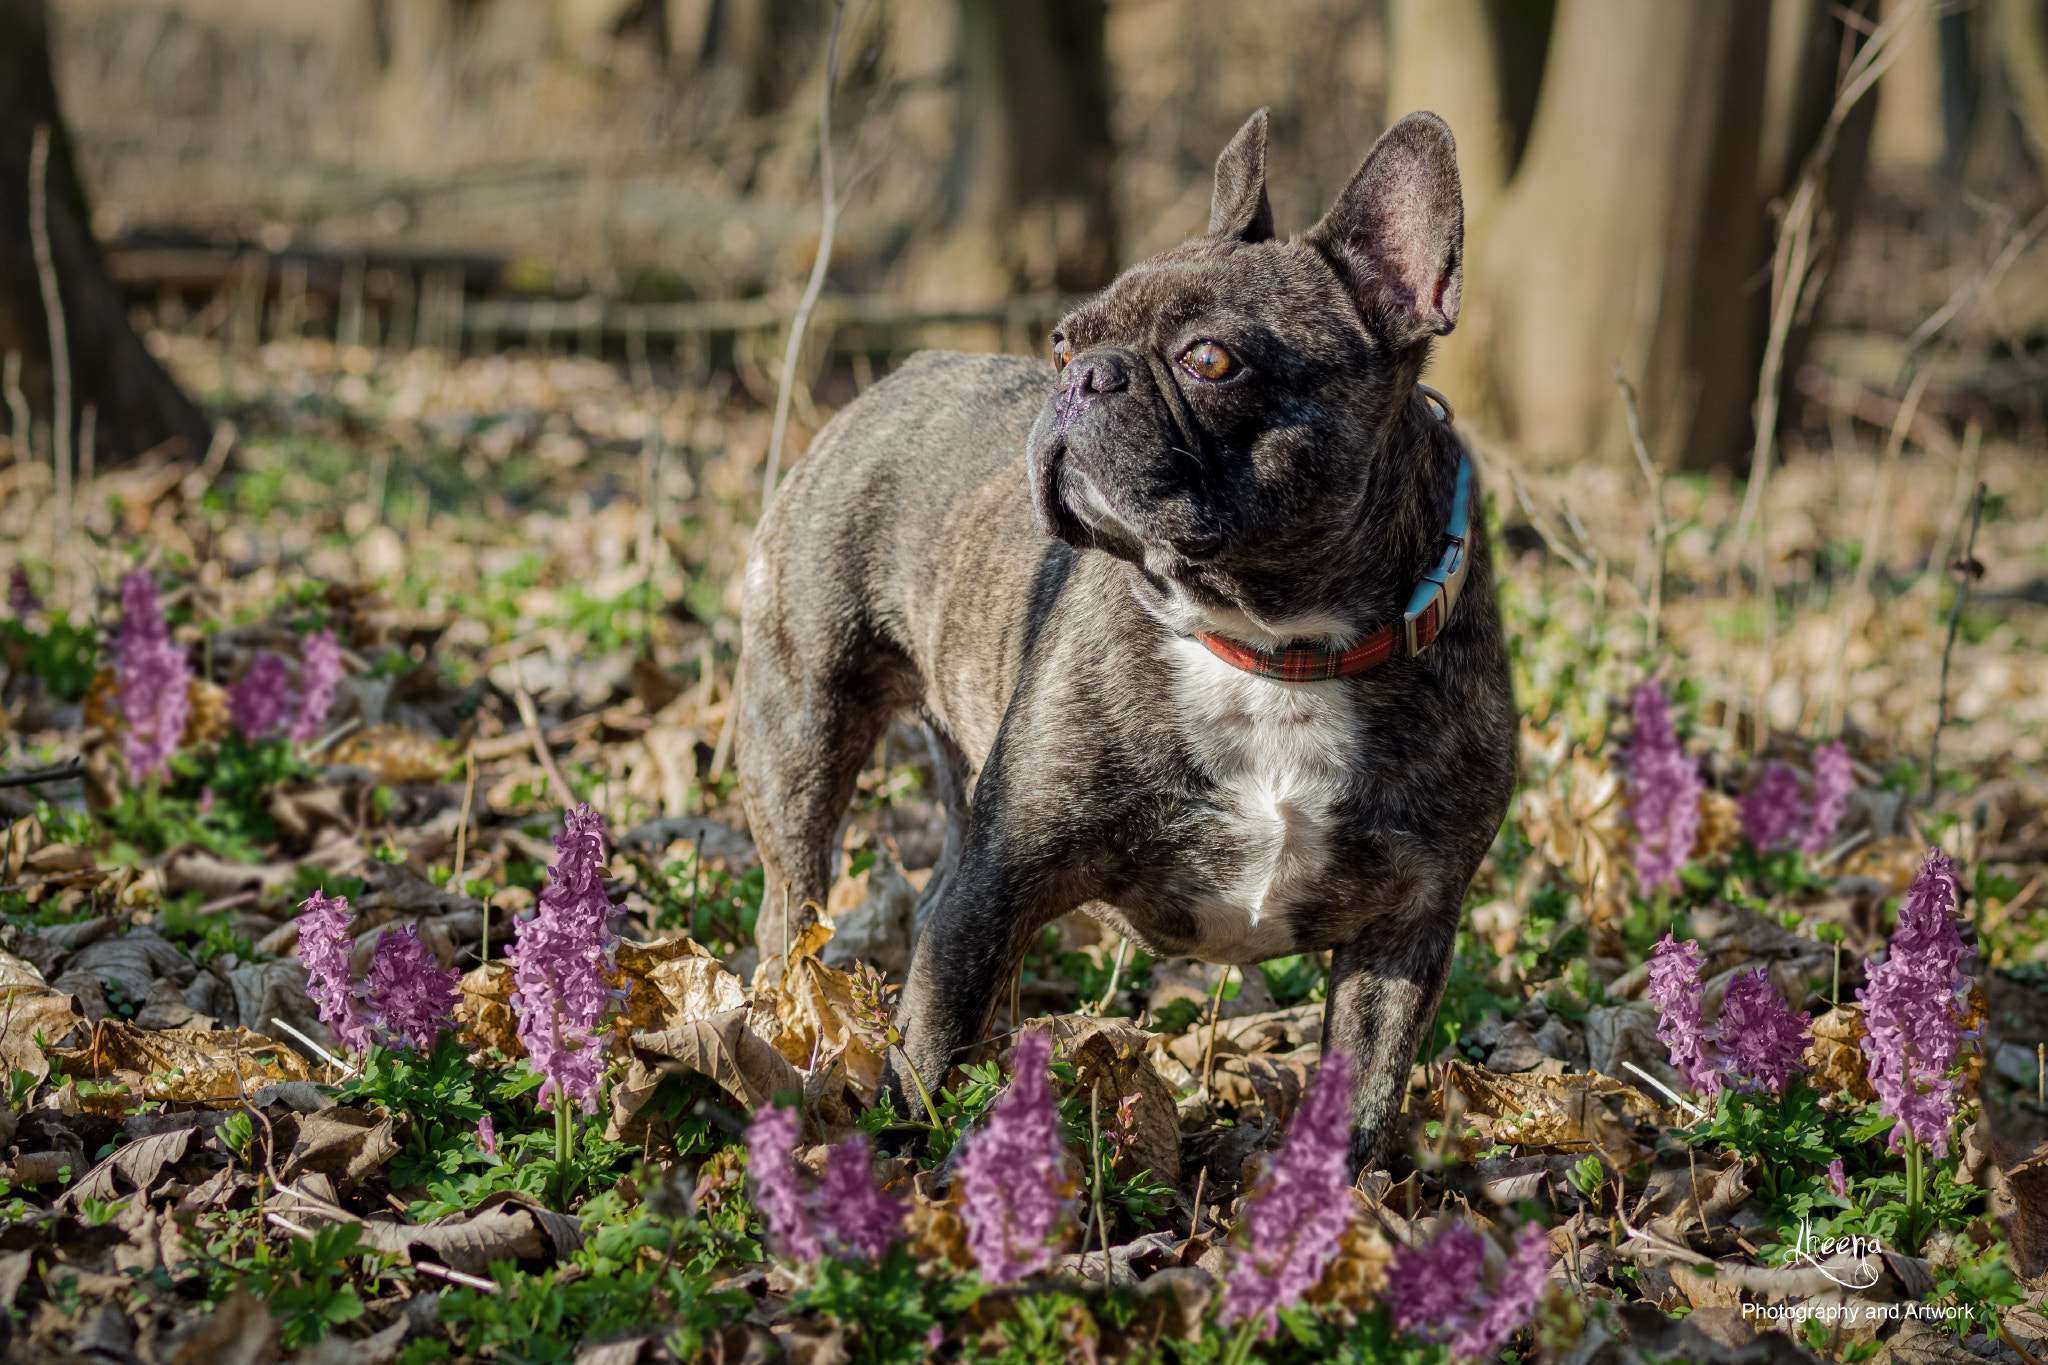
[
  {"x1": 289, "y1": 628, "x2": 344, "y2": 743},
  {"x1": 508, "y1": 805, "x2": 621, "y2": 1113},
  {"x1": 813, "y1": 1134, "x2": 905, "y2": 1263},
  {"x1": 227, "y1": 652, "x2": 296, "y2": 742},
  {"x1": 366, "y1": 924, "x2": 461, "y2": 1051},
  {"x1": 1450, "y1": 1222, "x2": 1552, "y2": 1361},
  {"x1": 1802, "y1": 743, "x2": 1854, "y2": 855},
  {"x1": 1389, "y1": 1220, "x2": 1552, "y2": 1361},
  {"x1": 1646, "y1": 933, "x2": 1725, "y2": 1096},
  {"x1": 1719, "y1": 969, "x2": 1810, "y2": 1095},
  {"x1": 958, "y1": 1029, "x2": 1071, "y2": 1284},
  {"x1": 197, "y1": 788, "x2": 215, "y2": 816},
  {"x1": 1220, "y1": 1052, "x2": 1356, "y2": 1335},
  {"x1": 117, "y1": 569, "x2": 191, "y2": 783},
  {"x1": 747, "y1": 1103, "x2": 820, "y2": 1262},
  {"x1": 1859, "y1": 850, "x2": 1975, "y2": 1156},
  {"x1": 7, "y1": 566, "x2": 38, "y2": 616},
  {"x1": 478, "y1": 1115, "x2": 499, "y2": 1157},
  {"x1": 1627, "y1": 681, "x2": 1702, "y2": 894},
  {"x1": 296, "y1": 890, "x2": 370, "y2": 1053},
  {"x1": 1387, "y1": 1222, "x2": 1486, "y2": 1343},
  {"x1": 1827, "y1": 1157, "x2": 1847, "y2": 1198},
  {"x1": 1739, "y1": 764, "x2": 1806, "y2": 851}
]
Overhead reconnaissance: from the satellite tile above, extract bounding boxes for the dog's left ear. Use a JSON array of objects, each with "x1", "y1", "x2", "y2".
[{"x1": 1307, "y1": 111, "x2": 1463, "y2": 345}]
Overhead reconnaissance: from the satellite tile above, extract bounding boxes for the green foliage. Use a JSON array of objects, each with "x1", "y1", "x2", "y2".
[
  {"x1": 233, "y1": 1221, "x2": 376, "y2": 1352},
  {"x1": 0, "y1": 611, "x2": 99, "y2": 701},
  {"x1": 338, "y1": 1037, "x2": 487, "y2": 1159},
  {"x1": 789, "y1": 1247, "x2": 976, "y2": 1365},
  {"x1": 218, "y1": 1112, "x2": 256, "y2": 1165},
  {"x1": 1927, "y1": 1233, "x2": 2022, "y2": 1339},
  {"x1": 1258, "y1": 954, "x2": 1327, "y2": 1007},
  {"x1": 638, "y1": 852, "x2": 764, "y2": 957},
  {"x1": 1689, "y1": 1081, "x2": 1838, "y2": 1205}
]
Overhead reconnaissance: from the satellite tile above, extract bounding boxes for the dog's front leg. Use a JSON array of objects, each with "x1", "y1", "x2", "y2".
[
  {"x1": 885, "y1": 839, "x2": 1065, "y2": 1115},
  {"x1": 1324, "y1": 911, "x2": 1459, "y2": 1176}
]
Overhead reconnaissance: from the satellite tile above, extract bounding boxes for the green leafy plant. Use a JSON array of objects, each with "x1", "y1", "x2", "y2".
[
  {"x1": 235, "y1": 1221, "x2": 377, "y2": 1352},
  {"x1": 789, "y1": 1246, "x2": 976, "y2": 1365}
]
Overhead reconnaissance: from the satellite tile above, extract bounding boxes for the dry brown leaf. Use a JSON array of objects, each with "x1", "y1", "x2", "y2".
[
  {"x1": 457, "y1": 960, "x2": 522, "y2": 1056},
  {"x1": 904, "y1": 1169, "x2": 973, "y2": 1271},
  {"x1": 329, "y1": 724, "x2": 457, "y2": 784},
  {"x1": 1, "y1": 986, "x2": 84, "y2": 1082},
  {"x1": 63, "y1": 1127, "x2": 195, "y2": 1207},
  {"x1": 54, "y1": 1019, "x2": 328, "y2": 1102},
  {"x1": 1517, "y1": 716, "x2": 1631, "y2": 924},
  {"x1": 282, "y1": 1107, "x2": 400, "y2": 1184},
  {"x1": 613, "y1": 935, "x2": 746, "y2": 1034},
  {"x1": 771, "y1": 951, "x2": 882, "y2": 1099},
  {"x1": 1840, "y1": 836, "x2": 1929, "y2": 896},
  {"x1": 1305, "y1": 1198, "x2": 1395, "y2": 1308},
  {"x1": 183, "y1": 679, "x2": 230, "y2": 747},
  {"x1": 165, "y1": 1289, "x2": 280, "y2": 1365},
  {"x1": 1040, "y1": 1016, "x2": 1182, "y2": 1182},
  {"x1": 632, "y1": 1004, "x2": 803, "y2": 1110},
  {"x1": 1436, "y1": 1060, "x2": 1666, "y2": 1164},
  {"x1": 1211, "y1": 1053, "x2": 1311, "y2": 1129},
  {"x1": 1689, "y1": 789, "x2": 1740, "y2": 859},
  {"x1": 1807, "y1": 1005, "x2": 1878, "y2": 1101}
]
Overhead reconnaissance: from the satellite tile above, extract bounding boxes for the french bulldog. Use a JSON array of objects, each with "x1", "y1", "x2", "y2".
[{"x1": 737, "y1": 109, "x2": 1516, "y2": 1174}]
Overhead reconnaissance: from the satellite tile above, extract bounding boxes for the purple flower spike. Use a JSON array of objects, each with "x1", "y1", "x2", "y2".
[
  {"x1": 509, "y1": 805, "x2": 620, "y2": 1114},
  {"x1": 289, "y1": 628, "x2": 344, "y2": 743},
  {"x1": 814, "y1": 1135, "x2": 906, "y2": 1264},
  {"x1": 1450, "y1": 1222, "x2": 1553, "y2": 1362},
  {"x1": 1859, "y1": 850, "x2": 1974, "y2": 1156},
  {"x1": 1828, "y1": 1157, "x2": 1847, "y2": 1198},
  {"x1": 7, "y1": 566, "x2": 37, "y2": 616},
  {"x1": 1387, "y1": 1221, "x2": 1487, "y2": 1344},
  {"x1": 227, "y1": 652, "x2": 296, "y2": 742},
  {"x1": 1719, "y1": 969, "x2": 1811, "y2": 1095},
  {"x1": 747, "y1": 1103, "x2": 820, "y2": 1263},
  {"x1": 1628, "y1": 681, "x2": 1702, "y2": 894},
  {"x1": 1801, "y1": 743, "x2": 1854, "y2": 855},
  {"x1": 367, "y1": 924, "x2": 461, "y2": 1051},
  {"x1": 1739, "y1": 764, "x2": 1806, "y2": 852},
  {"x1": 478, "y1": 1115, "x2": 498, "y2": 1158},
  {"x1": 1646, "y1": 933, "x2": 1725, "y2": 1097},
  {"x1": 1220, "y1": 1052, "x2": 1356, "y2": 1336},
  {"x1": 959, "y1": 1029, "x2": 1071, "y2": 1285},
  {"x1": 296, "y1": 890, "x2": 370, "y2": 1053},
  {"x1": 116, "y1": 568, "x2": 191, "y2": 783}
]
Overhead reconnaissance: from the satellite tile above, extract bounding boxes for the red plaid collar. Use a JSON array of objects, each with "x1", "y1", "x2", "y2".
[{"x1": 1194, "y1": 406, "x2": 1470, "y2": 683}]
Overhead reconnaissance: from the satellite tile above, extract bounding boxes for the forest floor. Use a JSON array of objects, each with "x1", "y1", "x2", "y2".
[{"x1": 2, "y1": 333, "x2": 2048, "y2": 1364}]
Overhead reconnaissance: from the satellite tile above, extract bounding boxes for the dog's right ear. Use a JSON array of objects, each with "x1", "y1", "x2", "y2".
[{"x1": 1208, "y1": 109, "x2": 1275, "y2": 244}]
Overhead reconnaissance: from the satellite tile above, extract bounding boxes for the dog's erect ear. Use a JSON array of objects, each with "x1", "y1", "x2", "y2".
[
  {"x1": 1307, "y1": 111, "x2": 1463, "y2": 344},
  {"x1": 1208, "y1": 109, "x2": 1275, "y2": 243}
]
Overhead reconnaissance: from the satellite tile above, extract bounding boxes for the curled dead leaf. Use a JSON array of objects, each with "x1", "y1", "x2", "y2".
[
  {"x1": 52, "y1": 1019, "x2": 329, "y2": 1102},
  {"x1": 1305, "y1": 1198, "x2": 1394, "y2": 1308},
  {"x1": 457, "y1": 960, "x2": 522, "y2": 1056},
  {"x1": 1435, "y1": 1060, "x2": 1665, "y2": 1165},
  {"x1": 1040, "y1": 1016, "x2": 1181, "y2": 1182},
  {"x1": 1806, "y1": 1005, "x2": 1877, "y2": 1101},
  {"x1": 632, "y1": 1004, "x2": 803, "y2": 1112},
  {"x1": 329, "y1": 724, "x2": 457, "y2": 784}
]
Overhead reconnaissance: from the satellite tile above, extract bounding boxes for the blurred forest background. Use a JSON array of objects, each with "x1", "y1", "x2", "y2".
[{"x1": 3, "y1": 0, "x2": 2048, "y2": 784}]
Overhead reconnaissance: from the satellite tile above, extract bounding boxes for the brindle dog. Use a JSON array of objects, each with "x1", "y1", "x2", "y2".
[{"x1": 737, "y1": 109, "x2": 1515, "y2": 1173}]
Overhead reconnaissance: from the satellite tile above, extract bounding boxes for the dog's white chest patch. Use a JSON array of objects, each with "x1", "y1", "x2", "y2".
[{"x1": 1166, "y1": 636, "x2": 1362, "y2": 961}]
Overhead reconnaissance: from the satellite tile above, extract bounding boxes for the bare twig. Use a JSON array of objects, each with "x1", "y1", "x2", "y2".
[
  {"x1": 1200, "y1": 967, "x2": 1232, "y2": 1098},
  {"x1": 0, "y1": 760, "x2": 85, "y2": 790},
  {"x1": 3, "y1": 352, "x2": 27, "y2": 459},
  {"x1": 29, "y1": 126, "x2": 72, "y2": 587},
  {"x1": 761, "y1": 0, "x2": 849, "y2": 508},
  {"x1": 1730, "y1": 0, "x2": 1926, "y2": 569},
  {"x1": 511, "y1": 682, "x2": 577, "y2": 807},
  {"x1": 1817, "y1": 366, "x2": 1932, "y2": 735},
  {"x1": 1620, "y1": 1060, "x2": 1706, "y2": 1120},
  {"x1": 1928, "y1": 482, "x2": 1987, "y2": 804},
  {"x1": 451, "y1": 739, "x2": 477, "y2": 892},
  {"x1": 1616, "y1": 368, "x2": 1666, "y2": 652},
  {"x1": 415, "y1": 1261, "x2": 502, "y2": 1293},
  {"x1": 268, "y1": 1016, "x2": 357, "y2": 1078},
  {"x1": 1097, "y1": 937, "x2": 1131, "y2": 1014}
]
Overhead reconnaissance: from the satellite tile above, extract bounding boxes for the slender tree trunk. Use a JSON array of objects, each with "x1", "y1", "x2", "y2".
[
  {"x1": 0, "y1": 0, "x2": 211, "y2": 469},
  {"x1": 1396, "y1": 0, "x2": 1878, "y2": 473},
  {"x1": 912, "y1": 0, "x2": 1118, "y2": 300}
]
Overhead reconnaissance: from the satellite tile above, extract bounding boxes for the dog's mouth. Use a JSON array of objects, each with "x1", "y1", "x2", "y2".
[{"x1": 1036, "y1": 437, "x2": 1229, "y2": 570}]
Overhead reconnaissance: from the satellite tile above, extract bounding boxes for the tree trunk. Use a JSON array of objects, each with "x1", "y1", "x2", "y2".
[
  {"x1": 910, "y1": 0, "x2": 1119, "y2": 300},
  {"x1": 1395, "y1": 0, "x2": 1877, "y2": 473},
  {"x1": 0, "y1": 0, "x2": 212, "y2": 469}
]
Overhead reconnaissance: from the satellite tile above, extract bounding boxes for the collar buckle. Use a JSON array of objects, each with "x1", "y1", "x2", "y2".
[{"x1": 1400, "y1": 449, "x2": 1474, "y2": 658}]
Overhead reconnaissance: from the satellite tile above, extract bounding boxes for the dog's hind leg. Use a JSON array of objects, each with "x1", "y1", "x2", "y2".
[
  {"x1": 736, "y1": 636, "x2": 911, "y2": 984},
  {"x1": 909, "y1": 713, "x2": 973, "y2": 946},
  {"x1": 1323, "y1": 908, "x2": 1459, "y2": 1177}
]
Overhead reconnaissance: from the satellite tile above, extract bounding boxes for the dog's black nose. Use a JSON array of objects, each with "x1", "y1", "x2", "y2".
[{"x1": 1064, "y1": 351, "x2": 1129, "y2": 397}]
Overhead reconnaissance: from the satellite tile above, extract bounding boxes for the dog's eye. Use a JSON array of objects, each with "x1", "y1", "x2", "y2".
[
  {"x1": 1051, "y1": 333, "x2": 1074, "y2": 371},
  {"x1": 1179, "y1": 341, "x2": 1237, "y2": 382}
]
